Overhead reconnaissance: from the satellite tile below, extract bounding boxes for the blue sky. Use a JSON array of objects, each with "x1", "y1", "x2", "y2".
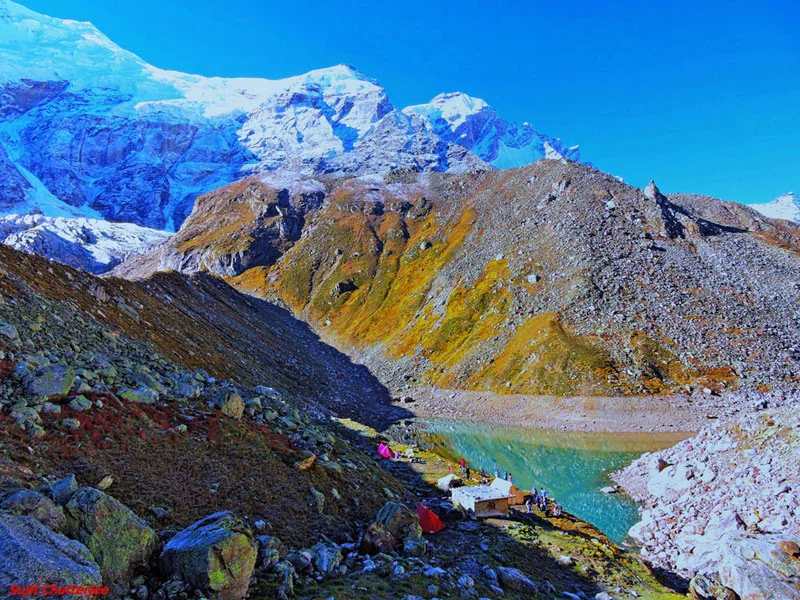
[{"x1": 23, "y1": 0, "x2": 799, "y2": 204}]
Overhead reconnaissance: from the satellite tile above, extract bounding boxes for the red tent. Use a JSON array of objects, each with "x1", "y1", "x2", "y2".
[{"x1": 416, "y1": 503, "x2": 445, "y2": 534}]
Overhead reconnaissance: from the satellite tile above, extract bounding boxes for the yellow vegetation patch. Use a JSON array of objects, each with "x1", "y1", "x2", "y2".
[{"x1": 466, "y1": 312, "x2": 619, "y2": 395}]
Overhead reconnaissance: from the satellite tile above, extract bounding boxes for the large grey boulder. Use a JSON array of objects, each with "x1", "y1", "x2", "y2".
[
  {"x1": 497, "y1": 566, "x2": 539, "y2": 595},
  {"x1": 0, "y1": 488, "x2": 66, "y2": 532},
  {"x1": 0, "y1": 513, "x2": 102, "y2": 595},
  {"x1": 159, "y1": 511, "x2": 257, "y2": 600},
  {"x1": 24, "y1": 365, "x2": 75, "y2": 401},
  {"x1": 360, "y1": 501, "x2": 425, "y2": 556},
  {"x1": 63, "y1": 488, "x2": 157, "y2": 588},
  {"x1": 310, "y1": 542, "x2": 342, "y2": 576}
]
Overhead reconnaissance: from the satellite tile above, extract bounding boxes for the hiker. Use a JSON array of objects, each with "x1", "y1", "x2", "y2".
[
  {"x1": 504, "y1": 471, "x2": 509, "y2": 481},
  {"x1": 465, "y1": 466, "x2": 471, "y2": 481},
  {"x1": 552, "y1": 503, "x2": 562, "y2": 517},
  {"x1": 494, "y1": 468, "x2": 500, "y2": 479},
  {"x1": 508, "y1": 473, "x2": 513, "y2": 484},
  {"x1": 479, "y1": 467, "x2": 487, "y2": 479},
  {"x1": 525, "y1": 498, "x2": 533, "y2": 513},
  {"x1": 531, "y1": 486, "x2": 537, "y2": 501},
  {"x1": 460, "y1": 457, "x2": 467, "y2": 475}
]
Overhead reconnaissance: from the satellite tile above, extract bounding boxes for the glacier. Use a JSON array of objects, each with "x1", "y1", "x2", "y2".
[
  {"x1": 0, "y1": 0, "x2": 581, "y2": 233},
  {"x1": 0, "y1": 213, "x2": 169, "y2": 273}
]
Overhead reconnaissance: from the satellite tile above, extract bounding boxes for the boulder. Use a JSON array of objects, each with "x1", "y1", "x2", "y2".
[
  {"x1": 497, "y1": 566, "x2": 539, "y2": 595},
  {"x1": 160, "y1": 511, "x2": 257, "y2": 600},
  {"x1": 0, "y1": 488, "x2": 66, "y2": 532},
  {"x1": 118, "y1": 387, "x2": 158, "y2": 404},
  {"x1": 360, "y1": 502, "x2": 422, "y2": 556},
  {"x1": 310, "y1": 542, "x2": 342, "y2": 576},
  {"x1": 52, "y1": 474, "x2": 78, "y2": 506},
  {"x1": 68, "y1": 395, "x2": 93, "y2": 412},
  {"x1": 0, "y1": 514, "x2": 102, "y2": 594},
  {"x1": 24, "y1": 365, "x2": 75, "y2": 401},
  {"x1": 689, "y1": 573, "x2": 737, "y2": 600},
  {"x1": 220, "y1": 391, "x2": 244, "y2": 419},
  {"x1": 63, "y1": 488, "x2": 157, "y2": 587},
  {"x1": 360, "y1": 522, "x2": 396, "y2": 555},
  {"x1": 256, "y1": 535, "x2": 282, "y2": 571}
]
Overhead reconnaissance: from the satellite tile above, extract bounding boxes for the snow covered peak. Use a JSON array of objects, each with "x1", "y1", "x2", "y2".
[
  {"x1": 403, "y1": 93, "x2": 581, "y2": 168},
  {"x1": 0, "y1": 0, "x2": 170, "y2": 97},
  {"x1": 0, "y1": 0, "x2": 579, "y2": 232},
  {"x1": 750, "y1": 192, "x2": 800, "y2": 223},
  {"x1": 405, "y1": 92, "x2": 491, "y2": 129}
]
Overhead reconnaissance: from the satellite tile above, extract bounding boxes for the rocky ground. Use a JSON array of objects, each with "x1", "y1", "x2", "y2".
[
  {"x1": 0, "y1": 242, "x2": 683, "y2": 600},
  {"x1": 612, "y1": 393, "x2": 800, "y2": 600}
]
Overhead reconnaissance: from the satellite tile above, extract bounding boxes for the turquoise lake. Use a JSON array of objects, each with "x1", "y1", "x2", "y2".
[{"x1": 420, "y1": 419, "x2": 689, "y2": 545}]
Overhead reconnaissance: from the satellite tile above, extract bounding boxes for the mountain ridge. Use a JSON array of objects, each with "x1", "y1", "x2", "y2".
[{"x1": 113, "y1": 160, "x2": 800, "y2": 397}]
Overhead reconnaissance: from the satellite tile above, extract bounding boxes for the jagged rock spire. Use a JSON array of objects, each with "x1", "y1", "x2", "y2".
[{"x1": 644, "y1": 180, "x2": 661, "y2": 201}]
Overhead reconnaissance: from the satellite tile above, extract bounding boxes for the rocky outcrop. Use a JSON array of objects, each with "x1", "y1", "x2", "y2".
[
  {"x1": 614, "y1": 394, "x2": 800, "y2": 599},
  {"x1": 159, "y1": 511, "x2": 257, "y2": 600},
  {"x1": 0, "y1": 513, "x2": 102, "y2": 595},
  {"x1": 63, "y1": 487, "x2": 158, "y2": 588}
]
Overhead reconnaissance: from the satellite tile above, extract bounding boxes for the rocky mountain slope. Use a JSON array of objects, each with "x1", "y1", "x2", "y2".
[
  {"x1": 0, "y1": 0, "x2": 580, "y2": 231},
  {"x1": 0, "y1": 214, "x2": 168, "y2": 273},
  {"x1": 0, "y1": 242, "x2": 681, "y2": 600},
  {"x1": 116, "y1": 159, "x2": 800, "y2": 397},
  {"x1": 613, "y1": 392, "x2": 800, "y2": 600},
  {"x1": 749, "y1": 191, "x2": 800, "y2": 223}
]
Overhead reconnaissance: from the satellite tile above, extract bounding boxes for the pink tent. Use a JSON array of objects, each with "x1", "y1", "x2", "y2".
[{"x1": 377, "y1": 443, "x2": 395, "y2": 459}]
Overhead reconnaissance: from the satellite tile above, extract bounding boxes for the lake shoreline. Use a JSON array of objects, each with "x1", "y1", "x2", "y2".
[{"x1": 398, "y1": 386, "x2": 747, "y2": 433}]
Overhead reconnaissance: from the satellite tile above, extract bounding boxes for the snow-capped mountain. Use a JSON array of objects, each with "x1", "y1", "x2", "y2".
[
  {"x1": 749, "y1": 192, "x2": 800, "y2": 223},
  {"x1": 404, "y1": 92, "x2": 581, "y2": 168},
  {"x1": 0, "y1": 0, "x2": 580, "y2": 231},
  {"x1": 0, "y1": 213, "x2": 169, "y2": 273}
]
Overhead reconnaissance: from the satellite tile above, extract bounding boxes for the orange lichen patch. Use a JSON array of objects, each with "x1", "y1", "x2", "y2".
[
  {"x1": 699, "y1": 366, "x2": 738, "y2": 384},
  {"x1": 628, "y1": 331, "x2": 696, "y2": 391}
]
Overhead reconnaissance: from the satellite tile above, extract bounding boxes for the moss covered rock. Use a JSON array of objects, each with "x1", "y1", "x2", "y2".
[
  {"x1": 63, "y1": 487, "x2": 157, "y2": 588},
  {"x1": 159, "y1": 511, "x2": 257, "y2": 600}
]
